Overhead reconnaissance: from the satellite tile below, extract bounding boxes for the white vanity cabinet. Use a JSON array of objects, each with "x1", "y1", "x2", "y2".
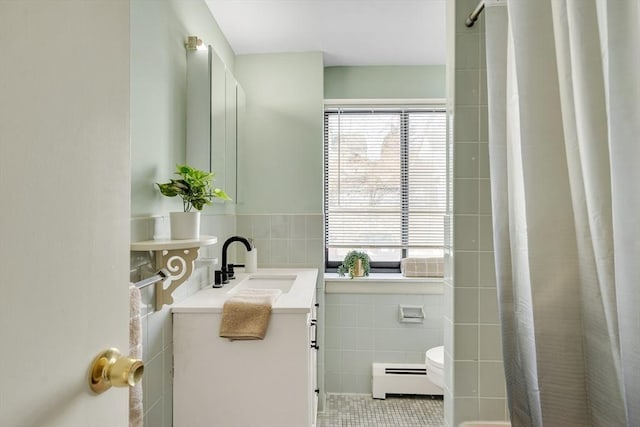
[{"x1": 172, "y1": 269, "x2": 318, "y2": 427}]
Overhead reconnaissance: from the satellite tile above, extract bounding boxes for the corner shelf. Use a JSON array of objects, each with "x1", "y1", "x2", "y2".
[{"x1": 131, "y1": 235, "x2": 217, "y2": 310}]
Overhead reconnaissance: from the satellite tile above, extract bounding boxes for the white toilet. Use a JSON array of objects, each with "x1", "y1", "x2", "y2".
[{"x1": 425, "y1": 345, "x2": 444, "y2": 389}]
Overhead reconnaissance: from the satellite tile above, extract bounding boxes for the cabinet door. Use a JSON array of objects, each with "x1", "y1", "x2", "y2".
[
  {"x1": 211, "y1": 50, "x2": 226, "y2": 187},
  {"x1": 186, "y1": 47, "x2": 212, "y2": 172},
  {"x1": 175, "y1": 312, "x2": 312, "y2": 427},
  {"x1": 309, "y1": 303, "x2": 319, "y2": 426},
  {"x1": 225, "y1": 69, "x2": 237, "y2": 201},
  {"x1": 186, "y1": 46, "x2": 228, "y2": 183},
  {"x1": 236, "y1": 84, "x2": 246, "y2": 204}
]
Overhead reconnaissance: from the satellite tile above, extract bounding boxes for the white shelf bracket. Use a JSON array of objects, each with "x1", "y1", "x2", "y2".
[
  {"x1": 130, "y1": 235, "x2": 218, "y2": 311},
  {"x1": 153, "y1": 247, "x2": 199, "y2": 310}
]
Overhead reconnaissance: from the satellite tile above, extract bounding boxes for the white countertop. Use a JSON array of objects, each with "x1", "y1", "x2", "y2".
[{"x1": 172, "y1": 268, "x2": 318, "y2": 314}]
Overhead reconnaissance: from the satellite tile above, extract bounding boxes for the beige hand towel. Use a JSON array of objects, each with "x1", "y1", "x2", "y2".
[
  {"x1": 129, "y1": 285, "x2": 143, "y2": 427},
  {"x1": 219, "y1": 289, "x2": 282, "y2": 340}
]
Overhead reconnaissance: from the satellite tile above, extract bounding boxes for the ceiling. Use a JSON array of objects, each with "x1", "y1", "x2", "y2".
[{"x1": 205, "y1": 0, "x2": 447, "y2": 67}]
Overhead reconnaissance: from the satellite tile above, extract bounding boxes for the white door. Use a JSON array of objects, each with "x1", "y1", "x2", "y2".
[{"x1": 0, "y1": 1, "x2": 131, "y2": 426}]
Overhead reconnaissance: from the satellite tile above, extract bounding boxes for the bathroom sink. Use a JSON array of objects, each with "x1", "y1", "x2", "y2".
[{"x1": 227, "y1": 274, "x2": 297, "y2": 294}]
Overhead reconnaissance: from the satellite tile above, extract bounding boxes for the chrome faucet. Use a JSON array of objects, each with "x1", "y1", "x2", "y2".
[{"x1": 214, "y1": 236, "x2": 254, "y2": 287}]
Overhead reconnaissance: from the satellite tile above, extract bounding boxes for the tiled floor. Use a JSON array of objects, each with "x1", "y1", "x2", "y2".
[{"x1": 317, "y1": 394, "x2": 444, "y2": 427}]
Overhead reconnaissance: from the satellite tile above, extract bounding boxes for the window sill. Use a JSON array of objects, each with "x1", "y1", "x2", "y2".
[{"x1": 324, "y1": 273, "x2": 443, "y2": 294}]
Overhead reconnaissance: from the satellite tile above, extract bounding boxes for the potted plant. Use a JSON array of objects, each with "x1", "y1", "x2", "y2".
[
  {"x1": 157, "y1": 164, "x2": 230, "y2": 239},
  {"x1": 337, "y1": 250, "x2": 371, "y2": 279}
]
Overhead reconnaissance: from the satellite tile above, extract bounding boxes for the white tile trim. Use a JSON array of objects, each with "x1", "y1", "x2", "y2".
[{"x1": 325, "y1": 273, "x2": 444, "y2": 294}]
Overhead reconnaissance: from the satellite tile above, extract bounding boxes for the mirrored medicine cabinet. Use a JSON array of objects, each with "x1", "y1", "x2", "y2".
[{"x1": 186, "y1": 45, "x2": 244, "y2": 203}]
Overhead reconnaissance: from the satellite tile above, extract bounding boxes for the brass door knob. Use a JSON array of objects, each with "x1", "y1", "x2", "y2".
[{"x1": 89, "y1": 348, "x2": 144, "y2": 394}]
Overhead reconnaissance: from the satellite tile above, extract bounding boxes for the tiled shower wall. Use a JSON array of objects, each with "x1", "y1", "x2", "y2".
[
  {"x1": 444, "y1": 1, "x2": 508, "y2": 425},
  {"x1": 324, "y1": 293, "x2": 443, "y2": 394},
  {"x1": 129, "y1": 214, "x2": 236, "y2": 427}
]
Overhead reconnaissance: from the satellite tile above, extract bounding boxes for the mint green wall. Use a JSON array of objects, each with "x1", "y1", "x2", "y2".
[
  {"x1": 130, "y1": 0, "x2": 235, "y2": 216},
  {"x1": 235, "y1": 53, "x2": 324, "y2": 214},
  {"x1": 324, "y1": 65, "x2": 446, "y2": 99}
]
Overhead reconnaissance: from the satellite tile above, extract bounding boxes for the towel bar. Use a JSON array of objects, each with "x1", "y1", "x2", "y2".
[{"x1": 134, "y1": 268, "x2": 169, "y2": 290}]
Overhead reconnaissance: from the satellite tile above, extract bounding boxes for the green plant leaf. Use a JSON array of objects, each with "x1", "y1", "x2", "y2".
[
  {"x1": 156, "y1": 164, "x2": 231, "y2": 212},
  {"x1": 212, "y1": 188, "x2": 231, "y2": 201},
  {"x1": 156, "y1": 182, "x2": 178, "y2": 197},
  {"x1": 337, "y1": 250, "x2": 371, "y2": 278}
]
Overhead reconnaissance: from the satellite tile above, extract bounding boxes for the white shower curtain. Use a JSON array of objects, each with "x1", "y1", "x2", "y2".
[{"x1": 483, "y1": 0, "x2": 639, "y2": 425}]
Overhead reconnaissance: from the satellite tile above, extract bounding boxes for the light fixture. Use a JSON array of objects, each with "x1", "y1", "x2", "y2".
[{"x1": 185, "y1": 36, "x2": 206, "y2": 51}]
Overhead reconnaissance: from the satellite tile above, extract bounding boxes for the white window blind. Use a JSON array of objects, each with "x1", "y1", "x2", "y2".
[{"x1": 324, "y1": 107, "x2": 446, "y2": 265}]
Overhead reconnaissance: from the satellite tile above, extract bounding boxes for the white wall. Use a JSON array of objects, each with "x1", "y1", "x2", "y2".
[
  {"x1": 324, "y1": 65, "x2": 446, "y2": 99},
  {"x1": 235, "y1": 52, "x2": 325, "y2": 215}
]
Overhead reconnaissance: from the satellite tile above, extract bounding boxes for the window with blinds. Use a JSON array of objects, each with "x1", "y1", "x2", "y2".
[{"x1": 324, "y1": 106, "x2": 446, "y2": 270}]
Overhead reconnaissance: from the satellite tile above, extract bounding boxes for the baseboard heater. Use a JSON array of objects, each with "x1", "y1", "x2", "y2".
[{"x1": 372, "y1": 363, "x2": 443, "y2": 399}]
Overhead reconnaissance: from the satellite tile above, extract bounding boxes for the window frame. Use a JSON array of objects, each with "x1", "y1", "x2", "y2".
[{"x1": 323, "y1": 104, "x2": 447, "y2": 273}]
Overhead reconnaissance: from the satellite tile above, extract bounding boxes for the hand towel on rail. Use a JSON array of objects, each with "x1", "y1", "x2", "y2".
[
  {"x1": 219, "y1": 289, "x2": 282, "y2": 340},
  {"x1": 129, "y1": 284, "x2": 143, "y2": 427}
]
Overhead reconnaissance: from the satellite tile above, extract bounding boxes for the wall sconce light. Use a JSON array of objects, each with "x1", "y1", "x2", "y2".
[{"x1": 185, "y1": 36, "x2": 206, "y2": 51}]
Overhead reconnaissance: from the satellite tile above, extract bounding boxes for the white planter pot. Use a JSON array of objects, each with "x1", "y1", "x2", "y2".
[{"x1": 170, "y1": 211, "x2": 201, "y2": 240}]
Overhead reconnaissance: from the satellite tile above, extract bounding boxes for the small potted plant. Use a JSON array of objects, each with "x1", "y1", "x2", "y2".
[
  {"x1": 157, "y1": 164, "x2": 230, "y2": 239},
  {"x1": 337, "y1": 250, "x2": 371, "y2": 279}
]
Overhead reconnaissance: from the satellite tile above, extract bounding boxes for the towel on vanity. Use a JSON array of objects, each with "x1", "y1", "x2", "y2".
[
  {"x1": 129, "y1": 285, "x2": 143, "y2": 427},
  {"x1": 219, "y1": 289, "x2": 282, "y2": 340}
]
